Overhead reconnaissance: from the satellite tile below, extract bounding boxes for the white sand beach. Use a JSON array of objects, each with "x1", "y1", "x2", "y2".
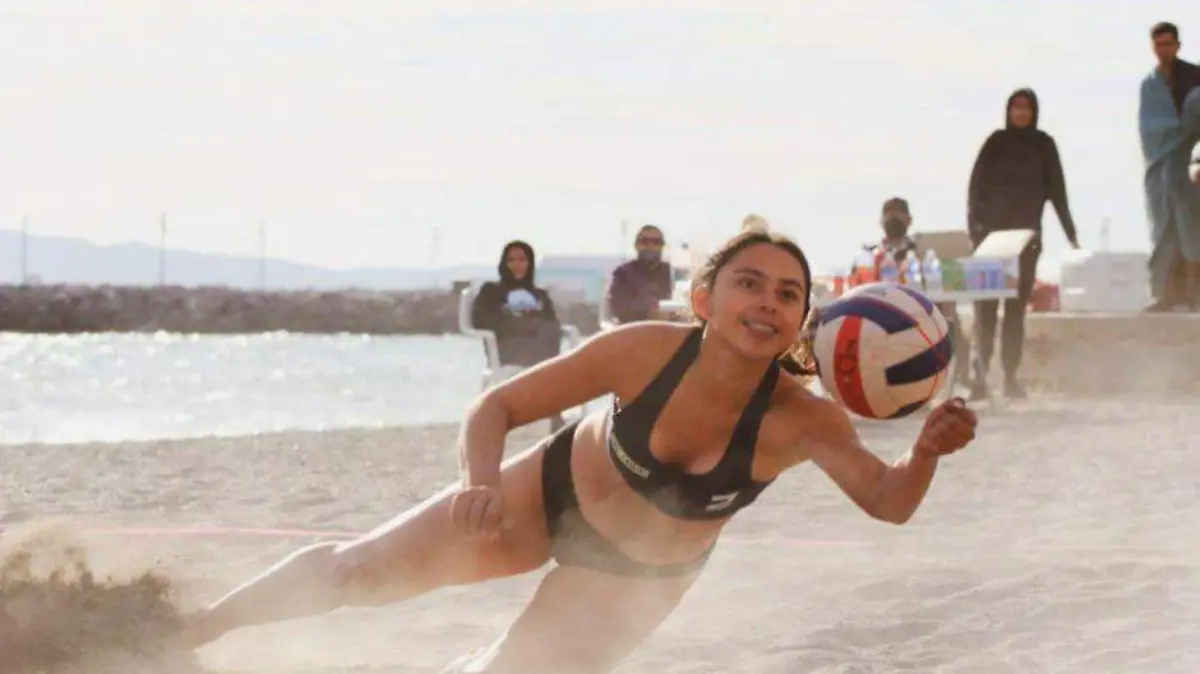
[{"x1": 2, "y1": 396, "x2": 1198, "y2": 673}]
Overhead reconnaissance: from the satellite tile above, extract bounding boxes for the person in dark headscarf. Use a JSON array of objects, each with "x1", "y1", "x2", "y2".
[
  {"x1": 472, "y1": 240, "x2": 563, "y2": 366},
  {"x1": 966, "y1": 88, "x2": 1080, "y2": 400},
  {"x1": 470, "y1": 242, "x2": 566, "y2": 432}
]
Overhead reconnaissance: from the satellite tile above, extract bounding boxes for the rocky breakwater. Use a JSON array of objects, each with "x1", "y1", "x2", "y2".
[{"x1": 0, "y1": 284, "x2": 601, "y2": 335}]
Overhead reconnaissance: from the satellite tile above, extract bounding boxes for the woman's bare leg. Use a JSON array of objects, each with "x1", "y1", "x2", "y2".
[
  {"x1": 445, "y1": 564, "x2": 701, "y2": 674},
  {"x1": 186, "y1": 442, "x2": 552, "y2": 646}
]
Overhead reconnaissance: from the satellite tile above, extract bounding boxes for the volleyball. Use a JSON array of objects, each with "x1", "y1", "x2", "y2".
[{"x1": 812, "y1": 282, "x2": 953, "y2": 419}]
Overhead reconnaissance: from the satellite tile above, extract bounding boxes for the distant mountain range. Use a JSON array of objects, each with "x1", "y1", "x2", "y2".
[{"x1": 0, "y1": 229, "x2": 494, "y2": 291}]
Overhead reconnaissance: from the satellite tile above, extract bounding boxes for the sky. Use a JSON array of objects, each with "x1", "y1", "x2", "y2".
[{"x1": 1, "y1": 0, "x2": 1196, "y2": 277}]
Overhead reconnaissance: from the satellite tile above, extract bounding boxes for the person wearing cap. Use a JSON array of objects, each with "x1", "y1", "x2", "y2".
[
  {"x1": 872, "y1": 198, "x2": 919, "y2": 264},
  {"x1": 605, "y1": 225, "x2": 674, "y2": 325},
  {"x1": 853, "y1": 197, "x2": 970, "y2": 390},
  {"x1": 845, "y1": 198, "x2": 918, "y2": 281}
]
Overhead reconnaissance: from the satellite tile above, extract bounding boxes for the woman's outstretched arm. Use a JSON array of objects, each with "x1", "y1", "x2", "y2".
[{"x1": 787, "y1": 395, "x2": 976, "y2": 524}]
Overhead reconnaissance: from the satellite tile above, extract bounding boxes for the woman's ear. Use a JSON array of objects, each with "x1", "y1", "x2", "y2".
[{"x1": 690, "y1": 283, "x2": 712, "y2": 322}]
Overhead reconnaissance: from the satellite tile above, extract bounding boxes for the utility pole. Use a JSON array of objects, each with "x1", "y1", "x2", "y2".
[
  {"x1": 257, "y1": 221, "x2": 267, "y2": 291},
  {"x1": 158, "y1": 212, "x2": 167, "y2": 285},
  {"x1": 1100, "y1": 217, "x2": 1111, "y2": 252},
  {"x1": 620, "y1": 219, "x2": 629, "y2": 255},
  {"x1": 431, "y1": 225, "x2": 442, "y2": 289},
  {"x1": 19, "y1": 216, "x2": 29, "y2": 285}
]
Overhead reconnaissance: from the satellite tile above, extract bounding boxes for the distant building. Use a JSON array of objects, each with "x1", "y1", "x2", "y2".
[
  {"x1": 537, "y1": 254, "x2": 627, "y2": 304},
  {"x1": 536, "y1": 241, "x2": 711, "y2": 307}
]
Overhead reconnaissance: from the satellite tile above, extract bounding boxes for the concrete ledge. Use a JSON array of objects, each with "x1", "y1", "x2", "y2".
[{"x1": 1021, "y1": 313, "x2": 1200, "y2": 397}]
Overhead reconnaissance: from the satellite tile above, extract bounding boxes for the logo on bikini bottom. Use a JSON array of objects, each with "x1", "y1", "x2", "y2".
[
  {"x1": 706, "y1": 491, "x2": 740, "y2": 511},
  {"x1": 608, "y1": 436, "x2": 650, "y2": 479}
]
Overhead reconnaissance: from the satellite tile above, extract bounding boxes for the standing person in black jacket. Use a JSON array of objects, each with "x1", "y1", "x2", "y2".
[{"x1": 966, "y1": 88, "x2": 1081, "y2": 400}]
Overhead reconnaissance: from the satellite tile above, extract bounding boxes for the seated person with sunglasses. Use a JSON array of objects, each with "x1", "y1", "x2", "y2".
[{"x1": 606, "y1": 225, "x2": 674, "y2": 324}]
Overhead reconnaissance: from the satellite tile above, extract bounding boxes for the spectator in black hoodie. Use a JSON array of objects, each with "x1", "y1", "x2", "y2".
[
  {"x1": 472, "y1": 239, "x2": 563, "y2": 367},
  {"x1": 966, "y1": 88, "x2": 1080, "y2": 400},
  {"x1": 471, "y1": 240, "x2": 565, "y2": 429}
]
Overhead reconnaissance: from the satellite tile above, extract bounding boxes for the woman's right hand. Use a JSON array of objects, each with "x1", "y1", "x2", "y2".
[{"x1": 450, "y1": 484, "x2": 510, "y2": 539}]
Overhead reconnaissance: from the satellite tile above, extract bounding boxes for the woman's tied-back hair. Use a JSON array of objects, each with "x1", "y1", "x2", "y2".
[
  {"x1": 689, "y1": 230, "x2": 818, "y2": 378},
  {"x1": 740, "y1": 213, "x2": 770, "y2": 233}
]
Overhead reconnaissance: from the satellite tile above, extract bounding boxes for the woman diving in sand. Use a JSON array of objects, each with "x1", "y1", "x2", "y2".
[{"x1": 182, "y1": 230, "x2": 978, "y2": 673}]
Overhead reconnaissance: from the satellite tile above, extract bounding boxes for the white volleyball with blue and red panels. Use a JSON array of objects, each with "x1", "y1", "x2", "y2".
[{"x1": 813, "y1": 282, "x2": 953, "y2": 419}]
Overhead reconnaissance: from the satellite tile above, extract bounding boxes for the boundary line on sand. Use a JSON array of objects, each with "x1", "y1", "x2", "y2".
[
  {"x1": 0, "y1": 523, "x2": 873, "y2": 547},
  {"x1": 2, "y1": 524, "x2": 1188, "y2": 555}
]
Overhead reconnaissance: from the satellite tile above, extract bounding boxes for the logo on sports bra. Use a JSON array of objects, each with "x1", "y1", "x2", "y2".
[
  {"x1": 608, "y1": 436, "x2": 650, "y2": 479},
  {"x1": 705, "y1": 491, "x2": 740, "y2": 511}
]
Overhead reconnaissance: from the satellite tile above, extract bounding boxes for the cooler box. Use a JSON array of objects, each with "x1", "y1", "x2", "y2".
[
  {"x1": 1058, "y1": 250, "x2": 1150, "y2": 313},
  {"x1": 1029, "y1": 282, "x2": 1060, "y2": 312}
]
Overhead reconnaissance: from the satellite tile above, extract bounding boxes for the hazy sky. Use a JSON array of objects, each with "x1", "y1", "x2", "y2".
[{"x1": 2, "y1": 0, "x2": 1195, "y2": 275}]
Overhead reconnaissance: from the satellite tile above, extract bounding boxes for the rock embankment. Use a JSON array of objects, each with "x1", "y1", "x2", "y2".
[{"x1": 0, "y1": 284, "x2": 601, "y2": 335}]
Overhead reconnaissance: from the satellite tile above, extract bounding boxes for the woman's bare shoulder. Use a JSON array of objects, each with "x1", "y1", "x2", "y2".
[
  {"x1": 606, "y1": 320, "x2": 694, "y2": 338},
  {"x1": 590, "y1": 321, "x2": 694, "y2": 353},
  {"x1": 767, "y1": 379, "x2": 856, "y2": 452},
  {"x1": 574, "y1": 321, "x2": 695, "y2": 377}
]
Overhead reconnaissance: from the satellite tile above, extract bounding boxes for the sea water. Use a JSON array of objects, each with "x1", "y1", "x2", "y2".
[{"x1": 0, "y1": 332, "x2": 503, "y2": 445}]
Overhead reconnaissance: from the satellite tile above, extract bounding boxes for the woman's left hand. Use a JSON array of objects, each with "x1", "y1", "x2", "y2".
[
  {"x1": 1189, "y1": 161, "x2": 1199, "y2": 186},
  {"x1": 914, "y1": 398, "x2": 977, "y2": 458}
]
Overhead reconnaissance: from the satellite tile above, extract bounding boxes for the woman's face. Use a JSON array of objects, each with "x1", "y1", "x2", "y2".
[
  {"x1": 1009, "y1": 96, "x2": 1034, "y2": 128},
  {"x1": 692, "y1": 243, "x2": 809, "y2": 360},
  {"x1": 505, "y1": 246, "x2": 530, "y2": 280}
]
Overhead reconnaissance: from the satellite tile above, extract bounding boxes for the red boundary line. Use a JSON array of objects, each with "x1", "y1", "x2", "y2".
[{"x1": 2, "y1": 525, "x2": 1185, "y2": 554}]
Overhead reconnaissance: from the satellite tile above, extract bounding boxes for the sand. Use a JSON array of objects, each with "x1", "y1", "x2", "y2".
[{"x1": 2, "y1": 397, "x2": 1198, "y2": 673}]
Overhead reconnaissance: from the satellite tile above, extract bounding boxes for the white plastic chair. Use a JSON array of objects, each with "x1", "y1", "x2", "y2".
[
  {"x1": 458, "y1": 284, "x2": 585, "y2": 403},
  {"x1": 598, "y1": 292, "x2": 617, "y2": 331}
]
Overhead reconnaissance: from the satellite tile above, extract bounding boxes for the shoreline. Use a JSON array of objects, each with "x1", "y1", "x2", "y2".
[
  {"x1": 0, "y1": 419, "x2": 550, "y2": 452},
  {"x1": 0, "y1": 419, "x2": 454, "y2": 450},
  {"x1": 6, "y1": 390, "x2": 1200, "y2": 449}
]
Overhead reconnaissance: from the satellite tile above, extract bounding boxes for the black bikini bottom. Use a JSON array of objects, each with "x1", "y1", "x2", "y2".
[{"x1": 539, "y1": 420, "x2": 713, "y2": 578}]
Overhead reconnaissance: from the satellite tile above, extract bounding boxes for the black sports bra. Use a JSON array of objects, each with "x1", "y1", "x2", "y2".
[{"x1": 606, "y1": 328, "x2": 779, "y2": 521}]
